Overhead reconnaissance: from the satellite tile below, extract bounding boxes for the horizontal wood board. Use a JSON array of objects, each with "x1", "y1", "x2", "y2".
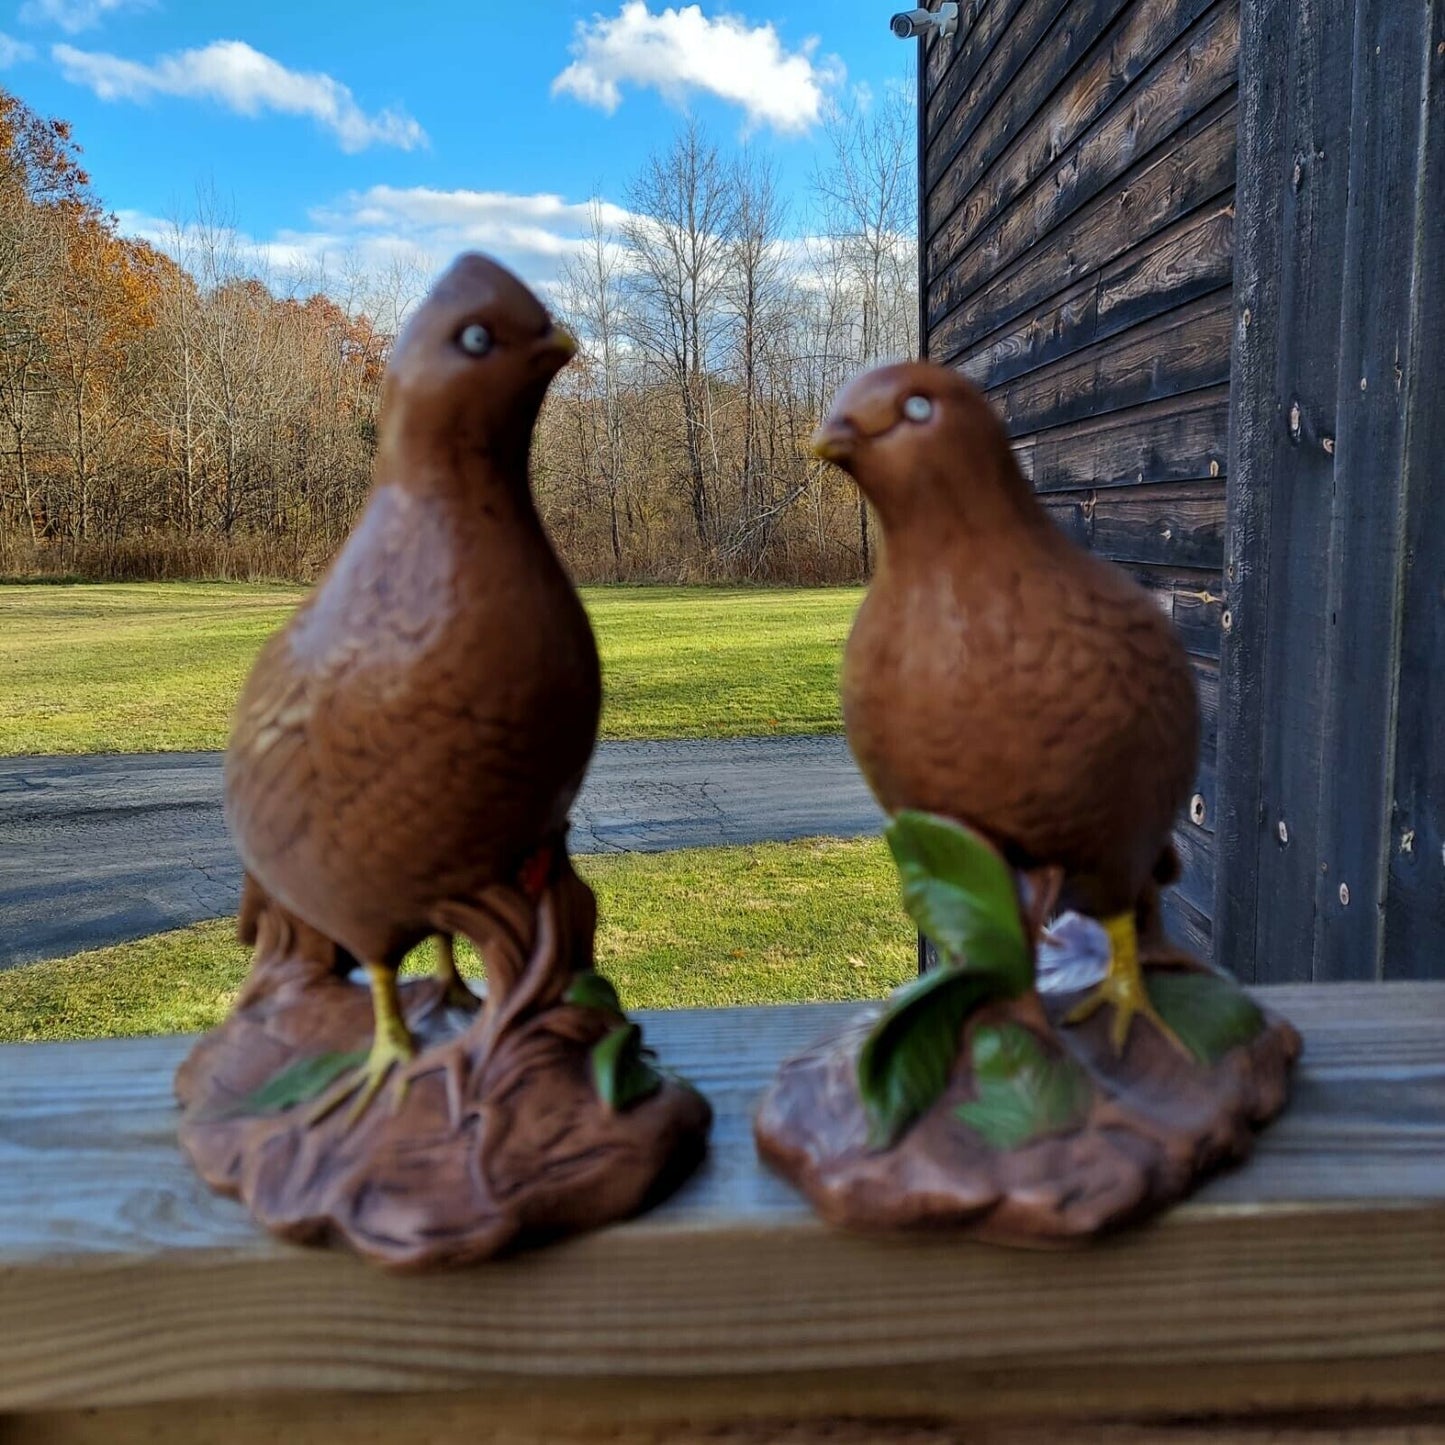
[{"x1": 0, "y1": 988, "x2": 1442, "y2": 1414}]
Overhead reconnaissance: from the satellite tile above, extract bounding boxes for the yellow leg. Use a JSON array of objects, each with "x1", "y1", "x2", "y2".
[
  {"x1": 1064, "y1": 912, "x2": 1192, "y2": 1057},
  {"x1": 307, "y1": 963, "x2": 416, "y2": 1127},
  {"x1": 433, "y1": 934, "x2": 478, "y2": 1009}
]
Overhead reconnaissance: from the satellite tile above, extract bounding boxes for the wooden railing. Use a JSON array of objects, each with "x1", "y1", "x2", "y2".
[{"x1": 2, "y1": 983, "x2": 1443, "y2": 1442}]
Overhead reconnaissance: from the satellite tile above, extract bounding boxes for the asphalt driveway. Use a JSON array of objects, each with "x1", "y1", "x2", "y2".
[{"x1": 0, "y1": 737, "x2": 881, "y2": 969}]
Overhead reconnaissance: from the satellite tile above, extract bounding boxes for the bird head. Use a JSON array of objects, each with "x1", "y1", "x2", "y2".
[
  {"x1": 380, "y1": 253, "x2": 575, "y2": 476},
  {"x1": 811, "y1": 362, "x2": 1040, "y2": 537}
]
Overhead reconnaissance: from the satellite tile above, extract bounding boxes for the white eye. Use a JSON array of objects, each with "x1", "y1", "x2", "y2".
[
  {"x1": 903, "y1": 395, "x2": 934, "y2": 423},
  {"x1": 458, "y1": 323, "x2": 493, "y2": 357}
]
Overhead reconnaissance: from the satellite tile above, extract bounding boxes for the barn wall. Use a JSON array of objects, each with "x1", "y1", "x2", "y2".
[
  {"x1": 1215, "y1": 0, "x2": 1445, "y2": 982},
  {"x1": 919, "y1": 0, "x2": 1239, "y2": 961}
]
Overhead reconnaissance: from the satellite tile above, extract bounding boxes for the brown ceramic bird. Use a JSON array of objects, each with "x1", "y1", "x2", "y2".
[
  {"x1": 813, "y1": 362, "x2": 1200, "y2": 1052},
  {"x1": 224, "y1": 254, "x2": 599, "y2": 1117}
]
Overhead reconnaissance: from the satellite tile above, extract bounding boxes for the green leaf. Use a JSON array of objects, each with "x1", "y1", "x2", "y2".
[
  {"x1": 564, "y1": 970, "x2": 625, "y2": 1016},
  {"x1": 857, "y1": 965, "x2": 996, "y2": 1147},
  {"x1": 885, "y1": 811, "x2": 1032, "y2": 994},
  {"x1": 955, "y1": 1023, "x2": 1092, "y2": 1150},
  {"x1": 231, "y1": 1049, "x2": 368, "y2": 1117},
  {"x1": 1145, "y1": 970, "x2": 1266, "y2": 1065},
  {"x1": 591, "y1": 1023, "x2": 664, "y2": 1113}
]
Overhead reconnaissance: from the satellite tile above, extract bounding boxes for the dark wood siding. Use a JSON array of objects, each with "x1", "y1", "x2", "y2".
[
  {"x1": 919, "y1": 0, "x2": 1238, "y2": 960},
  {"x1": 1215, "y1": 0, "x2": 1445, "y2": 982}
]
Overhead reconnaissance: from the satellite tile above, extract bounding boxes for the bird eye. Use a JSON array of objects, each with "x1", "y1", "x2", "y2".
[
  {"x1": 457, "y1": 323, "x2": 493, "y2": 357},
  {"x1": 903, "y1": 395, "x2": 934, "y2": 423}
]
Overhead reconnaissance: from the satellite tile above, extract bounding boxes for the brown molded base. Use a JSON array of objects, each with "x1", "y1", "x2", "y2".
[
  {"x1": 176, "y1": 876, "x2": 711, "y2": 1271},
  {"x1": 755, "y1": 931, "x2": 1300, "y2": 1245}
]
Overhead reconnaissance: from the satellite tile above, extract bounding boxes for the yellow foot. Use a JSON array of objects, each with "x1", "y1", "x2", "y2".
[
  {"x1": 1064, "y1": 912, "x2": 1193, "y2": 1059},
  {"x1": 306, "y1": 963, "x2": 417, "y2": 1128}
]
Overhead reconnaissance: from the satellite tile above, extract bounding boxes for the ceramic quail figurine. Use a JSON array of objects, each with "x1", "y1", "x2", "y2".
[
  {"x1": 176, "y1": 256, "x2": 709, "y2": 1267},
  {"x1": 756, "y1": 362, "x2": 1299, "y2": 1243},
  {"x1": 223, "y1": 253, "x2": 599, "y2": 1119}
]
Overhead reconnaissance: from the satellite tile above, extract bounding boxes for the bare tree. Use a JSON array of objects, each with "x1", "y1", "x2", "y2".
[
  {"x1": 622, "y1": 120, "x2": 735, "y2": 559},
  {"x1": 814, "y1": 78, "x2": 920, "y2": 572}
]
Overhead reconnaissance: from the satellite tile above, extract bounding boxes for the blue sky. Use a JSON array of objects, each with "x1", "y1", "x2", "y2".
[{"x1": 0, "y1": 0, "x2": 915, "y2": 291}]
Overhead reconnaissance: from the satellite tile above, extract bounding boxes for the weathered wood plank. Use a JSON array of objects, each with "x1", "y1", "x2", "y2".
[
  {"x1": 933, "y1": 1, "x2": 1239, "y2": 327},
  {"x1": 930, "y1": 96, "x2": 1237, "y2": 362},
  {"x1": 927, "y1": 0, "x2": 1220, "y2": 285},
  {"x1": 925, "y1": 0, "x2": 1080, "y2": 190},
  {"x1": 922, "y1": 2, "x2": 966, "y2": 103},
  {"x1": 989, "y1": 290, "x2": 1231, "y2": 438},
  {"x1": 957, "y1": 201, "x2": 1233, "y2": 394},
  {"x1": 1097, "y1": 200, "x2": 1235, "y2": 334},
  {"x1": 1193, "y1": 654, "x2": 1218, "y2": 748},
  {"x1": 12, "y1": 1384, "x2": 1445, "y2": 1444},
  {"x1": 1309, "y1": 0, "x2": 1434, "y2": 980},
  {"x1": 1090, "y1": 480, "x2": 1225, "y2": 570},
  {"x1": 1215, "y1": 0, "x2": 1318, "y2": 985},
  {"x1": 924, "y1": 0, "x2": 999, "y2": 109},
  {"x1": 957, "y1": 276, "x2": 1101, "y2": 390},
  {"x1": 1160, "y1": 884, "x2": 1213, "y2": 957},
  {"x1": 1217, "y1": 0, "x2": 1443, "y2": 984},
  {"x1": 1385, "y1": 4, "x2": 1445, "y2": 977},
  {"x1": 1222, "y1": 0, "x2": 1357, "y2": 983},
  {"x1": 1172, "y1": 806, "x2": 1216, "y2": 914},
  {"x1": 1127, "y1": 564, "x2": 1225, "y2": 660},
  {"x1": 10, "y1": 1372, "x2": 1445, "y2": 1443},
  {"x1": 1028, "y1": 389, "x2": 1230, "y2": 496},
  {"x1": 0, "y1": 990, "x2": 1442, "y2": 1415}
]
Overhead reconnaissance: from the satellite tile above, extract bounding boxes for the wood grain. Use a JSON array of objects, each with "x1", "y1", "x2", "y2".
[
  {"x1": 930, "y1": 95, "x2": 1237, "y2": 362},
  {"x1": 0, "y1": 988, "x2": 1442, "y2": 1417},
  {"x1": 988, "y1": 290, "x2": 1231, "y2": 437},
  {"x1": 1029, "y1": 389, "x2": 1231, "y2": 497},
  {"x1": 8, "y1": 1381, "x2": 1445, "y2": 1444},
  {"x1": 933, "y1": 0, "x2": 1238, "y2": 328},
  {"x1": 1216, "y1": 0, "x2": 1444, "y2": 983},
  {"x1": 1310, "y1": 0, "x2": 1434, "y2": 979},
  {"x1": 926, "y1": 0, "x2": 1087, "y2": 206},
  {"x1": 1385, "y1": 0, "x2": 1445, "y2": 975},
  {"x1": 927, "y1": 0, "x2": 1222, "y2": 280}
]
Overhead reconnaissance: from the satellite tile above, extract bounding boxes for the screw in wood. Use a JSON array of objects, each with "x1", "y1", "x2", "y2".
[
  {"x1": 1221, "y1": 609, "x2": 1233, "y2": 632},
  {"x1": 1289, "y1": 402, "x2": 1302, "y2": 440},
  {"x1": 1339, "y1": 883, "x2": 1351, "y2": 906},
  {"x1": 1277, "y1": 820, "x2": 1289, "y2": 845},
  {"x1": 1401, "y1": 828, "x2": 1415, "y2": 855},
  {"x1": 1322, "y1": 437, "x2": 1336, "y2": 455},
  {"x1": 1191, "y1": 795, "x2": 1207, "y2": 826}
]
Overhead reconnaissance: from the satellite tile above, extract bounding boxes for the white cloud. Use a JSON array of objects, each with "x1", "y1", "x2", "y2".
[
  {"x1": 552, "y1": 3, "x2": 842, "y2": 135},
  {"x1": 114, "y1": 186, "x2": 639, "y2": 300},
  {"x1": 52, "y1": 39, "x2": 427, "y2": 152},
  {"x1": 18, "y1": 0, "x2": 150, "y2": 33},
  {"x1": 0, "y1": 31, "x2": 37, "y2": 66}
]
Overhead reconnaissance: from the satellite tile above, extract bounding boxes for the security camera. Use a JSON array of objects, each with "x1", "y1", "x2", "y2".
[{"x1": 890, "y1": 3, "x2": 960, "y2": 39}]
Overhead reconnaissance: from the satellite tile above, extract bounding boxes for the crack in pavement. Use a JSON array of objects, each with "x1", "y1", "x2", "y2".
[{"x1": 0, "y1": 738, "x2": 882, "y2": 969}]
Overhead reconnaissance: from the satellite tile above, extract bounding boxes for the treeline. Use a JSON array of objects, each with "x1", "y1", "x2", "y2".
[{"x1": 0, "y1": 87, "x2": 917, "y2": 585}]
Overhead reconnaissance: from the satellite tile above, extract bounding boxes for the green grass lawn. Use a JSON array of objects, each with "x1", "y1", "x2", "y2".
[
  {"x1": 0, "y1": 582, "x2": 859, "y2": 755},
  {"x1": 0, "y1": 838, "x2": 911, "y2": 1042}
]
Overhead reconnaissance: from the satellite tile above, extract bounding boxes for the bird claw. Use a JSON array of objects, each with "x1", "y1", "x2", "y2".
[
  {"x1": 305, "y1": 1031, "x2": 416, "y2": 1130},
  {"x1": 1064, "y1": 968, "x2": 1194, "y2": 1060}
]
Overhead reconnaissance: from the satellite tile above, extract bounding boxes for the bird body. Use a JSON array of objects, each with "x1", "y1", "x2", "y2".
[
  {"x1": 226, "y1": 476, "x2": 598, "y2": 967},
  {"x1": 223, "y1": 254, "x2": 594, "y2": 1115},
  {"x1": 843, "y1": 502, "x2": 1197, "y2": 918},
  {"x1": 815, "y1": 361, "x2": 1200, "y2": 1047}
]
